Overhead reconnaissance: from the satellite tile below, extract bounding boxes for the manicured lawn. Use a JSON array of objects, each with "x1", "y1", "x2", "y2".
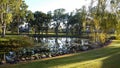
[{"x1": 1, "y1": 40, "x2": 120, "y2": 68}]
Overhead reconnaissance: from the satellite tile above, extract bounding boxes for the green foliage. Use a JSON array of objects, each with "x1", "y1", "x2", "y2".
[
  {"x1": 0, "y1": 0, "x2": 24, "y2": 37},
  {"x1": 0, "y1": 36, "x2": 34, "y2": 52},
  {"x1": 26, "y1": 10, "x2": 34, "y2": 23},
  {"x1": 9, "y1": 0, "x2": 28, "y2": 34},
  {"x1": 30, "y1": 11, "x2": 51, "y2": 34},
  {"x1": 53, "y1": 8, "x2": 66, "y2": 35},
  {"x1": 4, "y1": 13, "x2": 13, "y2": 24},
  {"x1": 99, "y1": 33, "x2": 107, "y2": 43},
  {"x1": 33, "y1": 11, "x2": 47, "y2": 26}
]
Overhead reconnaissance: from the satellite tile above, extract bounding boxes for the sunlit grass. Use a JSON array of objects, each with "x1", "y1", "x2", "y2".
[{"x1": 1, "y1": 40, "x2": 120, "y2": 68}]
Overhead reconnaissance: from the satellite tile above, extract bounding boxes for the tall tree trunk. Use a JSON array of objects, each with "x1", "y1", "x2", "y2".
[
  {"x1": 1, "y1": 12, "x2": 6, "y2": 37},
  {"x1": 65, "y1": 24, "x2": 68, "y2": 45},
  {"x1": 28, "y1": 23, "x2": 30, "y2": 35},
  {"x1": 45, "y1": 26, "x2": 48, "y2": 36},
  {"x1": 55, "y1": 22, "x2": 60, "y2": 36},
  {"x1": 3, "y1": 52, "x2": 6, "y2": 63},
  {"x1": 55, "y1": 27, "x2": 58, "y2": 36},
  {"x1": 1, "y1": 23, "x2": 6, "y2": 37}
]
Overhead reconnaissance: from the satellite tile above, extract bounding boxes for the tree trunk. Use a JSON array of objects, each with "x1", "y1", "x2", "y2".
[
  {"x1": 55, "y1": 25, "x2": 58, "y2": 36},
  {"x1": 28, "y1": 23, "x2": 30, "y2": 35},
  {"x1": 17, "y1": 25, "x2": 20, "y2": 34},
  {"x1": 17, "y1": 18, "x2": 20, "y2": 34},
  {"x1": 1, "y1": 11, "x2": 6, "y2": 37},
  {"x1": 1, "y1": 23, "x2": 6, "y2": 37},
  {"x1": 55, "y1": 22, "x2": 60, "y2": 36},
  {"x1": 45, "y1": 27, "x2": 48, "y2": 36},
  {"x1": 66, "y1": 24, "x2": 69, "y2": 36},
  {"x1": 55, "y1": 26, "x2": 58, "y2": 36},
  {"x1": 3, "y1": 53, "x2": 6, "y2": 63}
]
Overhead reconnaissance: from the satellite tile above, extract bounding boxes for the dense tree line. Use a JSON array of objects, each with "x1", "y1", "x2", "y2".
[
  {"x1": 0, "y1": 0, "x2": 120, "y2": 40},
  {"x1": 27, "y1": 0, "x2": 119, "y2": 43}
]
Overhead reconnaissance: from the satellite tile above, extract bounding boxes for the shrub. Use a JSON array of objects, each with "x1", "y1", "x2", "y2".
[
  {"x1": 0, "y1": 36, "x2": 34, "y2": 52},
  {"x1": 99, "y1": 33, "x2": 107, "y2": 44}
]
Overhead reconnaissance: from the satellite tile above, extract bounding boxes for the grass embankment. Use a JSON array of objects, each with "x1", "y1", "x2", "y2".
[
  {"x1": 0, "y1": 36, "x2": 34, "y2": 53},
  {"x1": 1, "y1": 40, "x2": 120, "y2": 68}
]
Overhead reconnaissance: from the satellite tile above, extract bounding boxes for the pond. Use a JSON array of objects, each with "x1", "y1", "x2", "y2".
[{"x1": 34, "y1": 37, "x2": 91, "y2": 53}]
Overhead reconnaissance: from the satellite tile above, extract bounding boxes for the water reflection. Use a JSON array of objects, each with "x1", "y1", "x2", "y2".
[
  {"x1": 34, "y1": 37, "x2": 83, "y2": 53},
  {"x1": 37, "y1": 37, "x2": 75, "y2": 46}
]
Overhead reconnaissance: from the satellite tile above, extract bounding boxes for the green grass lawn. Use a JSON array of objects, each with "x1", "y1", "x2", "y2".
[{"x1": 1, "y1": 40, "x2": 120, "y2": 68}]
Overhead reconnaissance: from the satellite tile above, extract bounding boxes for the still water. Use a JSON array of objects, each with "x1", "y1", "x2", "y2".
[{"x1": 34, "y1": 37, "x2": 89, "y2": 52}]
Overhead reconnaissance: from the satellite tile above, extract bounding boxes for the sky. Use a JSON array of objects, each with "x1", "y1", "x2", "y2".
[{"x1": 25, "y1": 0, "x2": 95, "y2": 13}]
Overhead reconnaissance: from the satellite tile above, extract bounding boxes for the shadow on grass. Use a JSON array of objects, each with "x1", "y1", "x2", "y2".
[
  {"x1": 101, "y1": 50, "x2": 120, "y2": 68},
  {"x1": 3, "y1": 45, "x2": 119, "y2": 68}
]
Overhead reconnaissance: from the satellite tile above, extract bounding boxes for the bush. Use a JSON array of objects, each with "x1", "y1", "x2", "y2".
[{"x1": 0, "y1": 36, "x2": 34, "y2": 52}]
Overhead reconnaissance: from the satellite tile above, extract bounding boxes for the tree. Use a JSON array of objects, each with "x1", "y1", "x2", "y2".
[
  {"x1": 88, "y1": 0, "x2": 119, "y2": 43},
  {"x1": 0, "y1": 0, "x2": 22, "y2": 37},
  {"x1": 75, "y1": 9, "x2": 84, "y2": 35},
  {"x1": 45, "y1": 11, "x2": 52, "y2": 35},
  {"x1": 53, "y1": 8, "x2": 65, "y2": 36},
  {"x1": 67, "y1": 12, "x2": 76, "y2": 35},
  {"x1": 110, "y1": 0, "x2": 120, "y2": 38},
  {"x1": 0, "y1": 0, "x2": 28, "y2": 62},
  {"x1": 67, "y1": 9, "x2": 84, "y2": 35},
  {"x1": 26, "y1": 10, "x2": 34, "y2": 34},
  {"x1": 62, "y1": 13, "x2": 70, "y2": 36},
  {"x1": 11, "y1": 0, "x2": 28, "y2": 34},
  {"x1": 33, "y1": 11, "x2": 47, "y2": 34}
]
